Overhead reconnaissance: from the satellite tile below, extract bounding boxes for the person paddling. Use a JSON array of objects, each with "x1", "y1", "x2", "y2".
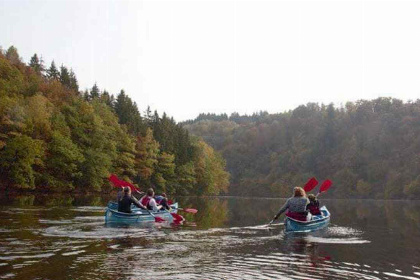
[
  {"x1": 272, "y1": 187, "x2": 310, "y2": 222},
  {"x1": 118, "y1": 187, "x2": 147, "y2": 213},
  {"x1": 155, "y1": 193, "x2": 171, "y2": 210},
  {"x1": 307, "y1": 194, "x2": 322, "y2": 215},
  {"x1": 140, "y1": 188, "x2": 162, "y2": 212}
]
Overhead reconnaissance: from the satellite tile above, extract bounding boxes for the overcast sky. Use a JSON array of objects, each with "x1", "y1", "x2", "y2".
[{"x1": 1, "y1": 0, "x2": 420, "y2": 121}]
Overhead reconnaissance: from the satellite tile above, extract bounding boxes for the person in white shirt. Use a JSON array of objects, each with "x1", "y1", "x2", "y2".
[{"x1": 140, "y1": 188, "x2": 162, "y2": 212}]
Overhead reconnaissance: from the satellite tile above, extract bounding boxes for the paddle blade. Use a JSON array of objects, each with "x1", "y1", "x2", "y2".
[
  {"x1": 108, "y1": 174, "x2": 141, "y2": 193},
  {"x1": 303, "y1": 177, "x2": 319, "y2": 192},
  {"x1": 154, "y1": 216, "x2": 165, "y2": 223},
  {"x1": 181, "y1": 208, "x2": 198, "y2": 214},
  {"x1": 109, "y1": 174, "x2": 122, "y2": 187},
  {"x1": 319, "y1": 179, "x2": 332, "y2": 193},
  {"x1": 171, "y1": 213, "x2": 184, "y2": 222}
]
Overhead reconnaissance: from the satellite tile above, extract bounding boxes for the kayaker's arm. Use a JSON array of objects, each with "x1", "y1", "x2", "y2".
[
  {"x1": 273, "y1": 200, "x2": 289, "y2": 220},
  {"x1": 131, "y1": 196, "x2": 147, "y2": 210},
  {"x1": 149, "y1": 199, "x2": 162, "y2": 212}
]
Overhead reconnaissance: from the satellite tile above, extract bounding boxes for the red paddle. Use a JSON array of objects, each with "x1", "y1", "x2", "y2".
[
  {"x1": 108, "y1": 174, "x2": 142, "y2": 194},
  {"x1": 303, "y1": 177, "x2": 319, "y2": 192},
  {"x1": 318, "y1": 179, "x2": 332, "y2": 195},
  {"x1": 146, "y1": 210, "x2": 165, "y2": 223},
  {"x1": 178, "y1": 208, "x2": 198, "y2": 214},
  {"x1": 109, "y1": 175, "x2": 164, "y2": 223},
  {"x1": 171, "y1": 213, "x2": 184, "y2": 222}
]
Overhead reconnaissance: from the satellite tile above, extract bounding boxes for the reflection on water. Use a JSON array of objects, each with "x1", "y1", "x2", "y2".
[{"x1": 0, "y1": 194, "x2": 419, "y2": 279}]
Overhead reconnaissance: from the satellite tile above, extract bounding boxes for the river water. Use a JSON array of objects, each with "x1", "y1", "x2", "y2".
[{"x1": 0, "y1": 194, "x2": 419, "y2": 280}]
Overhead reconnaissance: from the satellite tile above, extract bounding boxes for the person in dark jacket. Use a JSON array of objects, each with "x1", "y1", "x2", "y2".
[
  {"x1": 155, "y1": 193, "x2": 171, "y2": 210},
  {"x1": 118, "y1": 187, "x2": 146, "y2": 213}
]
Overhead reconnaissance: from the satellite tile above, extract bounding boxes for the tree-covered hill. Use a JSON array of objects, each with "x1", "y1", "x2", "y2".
[
  {"x1": 183, "y1": 100, "x2": 420, "y2": 199},
  {"x1": 0, "y1": 46, "x2": 229, "y2": 195}
]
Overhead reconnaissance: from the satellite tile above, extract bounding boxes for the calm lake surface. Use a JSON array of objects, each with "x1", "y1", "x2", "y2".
[{"x1": 0, "y1": 194, "x2": 419, "y2": 280}]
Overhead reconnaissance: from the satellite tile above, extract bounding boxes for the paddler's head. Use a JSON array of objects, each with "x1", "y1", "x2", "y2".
[
  {"x1": 294, "y1": 186, "x2": 306, "y2": 197},
  {"x1": 123, "y1": 186, "x2": 131, "y2": 196},
  {"x1": 308, "y1": 194, "x2": 316, "y2": 202},
  {"x1": 147, "y1": 188, "x2": 155, "y2": 197}
]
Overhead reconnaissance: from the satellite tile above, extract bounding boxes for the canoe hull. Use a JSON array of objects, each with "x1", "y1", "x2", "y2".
[
  {"x1": 285, "y1": 206, "x2": 330, "y2": 233},
  {"x1": 105, "y1": 202, "x2": 178, "y2": 224}
]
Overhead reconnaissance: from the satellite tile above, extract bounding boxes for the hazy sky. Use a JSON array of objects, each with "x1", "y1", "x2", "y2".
[{"x1": 1, "y1": 0, "x2": 420, "y2": 121}]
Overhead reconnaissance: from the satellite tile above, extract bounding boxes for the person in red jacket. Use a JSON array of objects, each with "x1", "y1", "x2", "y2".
[
  {"x1": 140, "y1": 188, "x2": 162, "y2": 212},
  {"x1": 307, "y1": 194, "x2": 322, "y2": 215}
]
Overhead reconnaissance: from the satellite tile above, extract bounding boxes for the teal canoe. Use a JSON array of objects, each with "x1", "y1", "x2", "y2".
[
  {"x1": 105, "y1": 202, "x2": 179, "y2": 224},
  {"x1": 285, "y1": 206, "x2": 330, "y2": 232}
]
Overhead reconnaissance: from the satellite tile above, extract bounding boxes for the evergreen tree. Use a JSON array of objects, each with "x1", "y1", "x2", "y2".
[
  {"x1": 100, "y1": 90, "x2": 114, "y2": 107},
  {"x1": 82, "y1": 89, "x2": 90, "y2": 101},
  {"x1": 144, "y1": 106, "x2": 153, "y2": 124},
  {"x1": 29, "y1": 53, "x2": 45, "y2": 74},
  {"x1": 90, "y1": 83, "x2": 100, "y2": 99},
  {"x1": 47, "y1": 61, "x2": 60, "y2": 80},
  {"x1": 114, "y1": 90, "x2": 144, "y2": 135},
  {"x1": 152, "y1": 152, "x2": 176, "y2": 193},
  {"x1": 59, "y1": 65, "x2": 71, "y2": 88},
  {"x1": 69, "y1": 69, "x2": 79, "y2": 93},
  {"x1": 135, "y1": 128, "x2": 159, "y2": 184}
]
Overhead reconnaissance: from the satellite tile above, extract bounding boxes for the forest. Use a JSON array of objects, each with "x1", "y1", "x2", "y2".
[
  {"x1": 0, "y1": 46, "x2": 229, "y2": 195},
  {"x1": 183, "y1": 100, "x2": 420, "y2": 199}
]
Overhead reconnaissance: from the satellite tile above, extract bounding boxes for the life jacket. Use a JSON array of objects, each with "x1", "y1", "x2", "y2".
[
  {"x1": 307, "y1": 204, "x2": 321, "y2": 215},
  {"x1": 286, "y1": 211, "x2": 308, "y2": 221},
  {"x1": 141, "y1": 196, "x2": 152, "y2": 209},
  {"x1": 307, "y1": 200, "x2": 321, "y2": 215}
]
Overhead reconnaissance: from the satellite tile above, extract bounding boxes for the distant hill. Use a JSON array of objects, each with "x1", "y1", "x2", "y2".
[{"x1": 183, "y1": 100, "x2": 420, "y2": 199}]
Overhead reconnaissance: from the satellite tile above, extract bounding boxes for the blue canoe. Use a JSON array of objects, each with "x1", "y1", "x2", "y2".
[
  {"x1": 105, "y1": 202, "x2": 179, "y2": 224},
  {"x1": 285, "y1": 206, "x2": 330, "y2": 232}
]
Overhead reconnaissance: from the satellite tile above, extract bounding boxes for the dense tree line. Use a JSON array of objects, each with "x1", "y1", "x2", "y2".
[
  {"x1": 184, "y1": 100, "x2": 420, "y2": 199},
  {"x1": 0, "y1": 46, "x2": 229, "y2": 195}
]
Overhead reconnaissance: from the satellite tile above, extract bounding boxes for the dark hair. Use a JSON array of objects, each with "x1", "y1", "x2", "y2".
[
  {"x1": 307, "y1": 194, "x2": 316, "y2": 201},
  {"x1": 123, "y1": 187, "x2": 131, "y2": 194}
]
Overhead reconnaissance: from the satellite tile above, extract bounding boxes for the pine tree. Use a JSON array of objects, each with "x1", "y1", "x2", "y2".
[
  {"x1": 83, "y1": 89, "x2": 90, "y2": 101},
  {"x1": 47, "y1": 61, "x2": 60, "y2": 80},
  {"x1": 90, "y1": 83, "x2": 100, "y2": 99},
  {"x1": 60, "y1": 65, "x2": 71, "y2": 87},
  {"x1": 29, "y1": 53, "x2": 44, "y2": 74},
  {"x1": 69, "y1": 69, "x2": 79, "y2": 93},
  {"x1": 144, "y1": 106, "x2": 153, "y2": 124}
]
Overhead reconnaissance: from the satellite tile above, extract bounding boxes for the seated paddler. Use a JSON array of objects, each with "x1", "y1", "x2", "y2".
[
  {"x1": 140, "y1": 188, "x2": 162, "y2": 212},
  {"x1": 155, "y1": 193, "x2": 171, "y2": 210},
  {"x1": 118, "y1": 187, "x2": 147, "y2": 213},
  {"x1": 307, "y1": 194, "x2": 322, "y2": 216},
  {"x1": 272, "y1": 186, "x2": 310, "y2": 222}
]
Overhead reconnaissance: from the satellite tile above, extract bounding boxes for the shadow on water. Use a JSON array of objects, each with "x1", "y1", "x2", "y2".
[{"x1": 0, "y1": 194, "x2": 420, "y2": 279}]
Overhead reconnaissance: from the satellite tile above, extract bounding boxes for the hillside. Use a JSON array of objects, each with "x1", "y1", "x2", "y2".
[
  {"x1": 0, "y1": 46, "x2": 229, "y2": 195},
  {"x1": 184, "y1": 101, "x2": 420, "y2": 199}
]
